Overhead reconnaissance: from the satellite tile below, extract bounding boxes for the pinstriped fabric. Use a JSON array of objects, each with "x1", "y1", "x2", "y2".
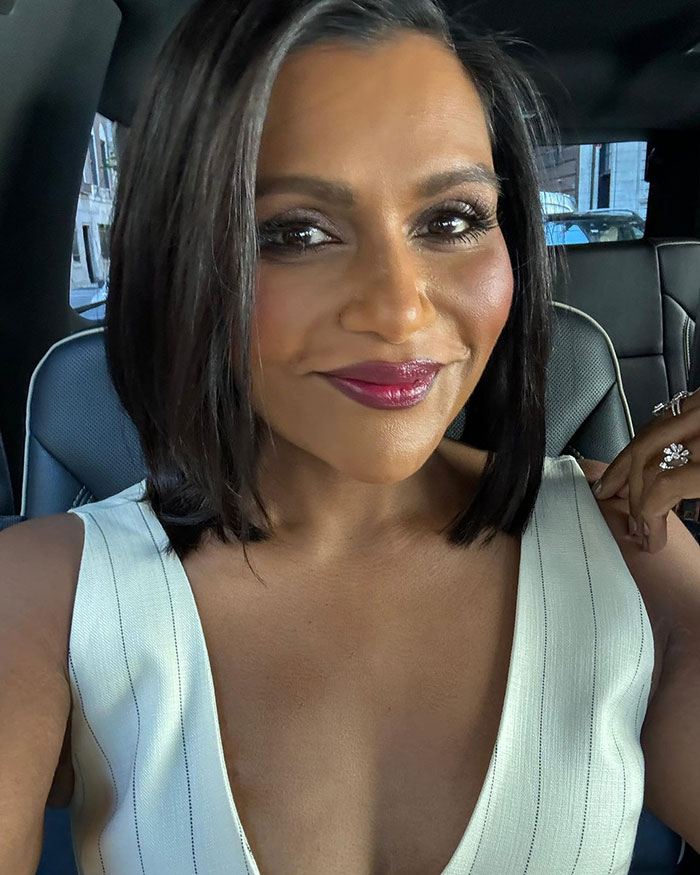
[
  {"x1": 439, "y1": 456, "x2": 654, "y2": 874},
  {"x1": 66, "y1": 455, "x2": 654, "y2": 875},
  {"x1": 67, "y1": 485, "x2": 256, "y2": 874}
]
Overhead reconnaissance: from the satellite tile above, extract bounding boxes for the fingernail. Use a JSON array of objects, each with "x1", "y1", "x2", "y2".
[
  {"x1": 643, "y1": 522, "x2": 650, "y2": 537},
  {"x1": 628, "y1": 515, "x2": 637, "y2": 536},
  {"x1": 592, "y1": 479, "x2": 602, "y2": 495}
]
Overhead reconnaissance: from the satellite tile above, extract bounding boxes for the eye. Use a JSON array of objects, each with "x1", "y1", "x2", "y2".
[
  {"x1": 256, "y1": 199, "x2": 499, "y2": 259},
  {"x1": 417, "y1": 200, "x2": 499, "y2": 246},
  {"x1": 257, "y1": 219, "x2": 334, "y2": 255}
]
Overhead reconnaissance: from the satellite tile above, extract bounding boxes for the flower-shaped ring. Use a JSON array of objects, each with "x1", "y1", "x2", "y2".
[{"x1": 659, "y1": 442, "x2": 691, "y2": 470}]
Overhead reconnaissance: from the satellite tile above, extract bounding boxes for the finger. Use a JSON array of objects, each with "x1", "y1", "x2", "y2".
[
  {"x1": 593, "y1": 450, "x2": 633, "y2": 500},
  {"x1": 591, "y1": 478, "x2": 629, "y2": 499},
  {"x1": 614, "y1": 482, "x2": 629, "y2": 499},
  {"x1": 632, "y1": 460, "x2": 700, "y2": 553},
  {"x1": 626, "y1": 451, "x2": 649, "y2": 547},
  {"x1": 594, "y1": 400, "x2": 700, "y2": 500}
]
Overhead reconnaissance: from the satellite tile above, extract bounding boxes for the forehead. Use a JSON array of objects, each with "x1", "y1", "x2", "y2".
[{"x1": 257, "y1": 31, "x2": 494, "y2": 181}]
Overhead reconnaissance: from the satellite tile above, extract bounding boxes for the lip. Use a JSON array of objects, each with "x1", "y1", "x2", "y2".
[
  {"x1": 321, "y1": 370, "x2": 440, "y2": 410},
  {"x1": 321, "y1": 359, "x2": 443, "y2": 384}
]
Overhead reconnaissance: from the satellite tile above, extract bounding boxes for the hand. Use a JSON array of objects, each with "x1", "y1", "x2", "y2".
[{"x1": 591, "y1": 389, "x2": 700, "y2": 554}]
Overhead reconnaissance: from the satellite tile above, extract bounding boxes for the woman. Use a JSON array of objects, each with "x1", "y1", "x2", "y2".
[{"x1": 3, "y1": 1, "x2": 700, "y2": 873}]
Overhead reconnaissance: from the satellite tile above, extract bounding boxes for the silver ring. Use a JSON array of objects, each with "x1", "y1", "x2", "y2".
[
  {"x1": 653, "y1": 392, "x2": 692, "y2": 470},
  {"x1": 659, "y1": 443, "x2": 691, "y2": 470},
  {"x1": 652, "y1": 390, "x2": 691, "y2": 418}
]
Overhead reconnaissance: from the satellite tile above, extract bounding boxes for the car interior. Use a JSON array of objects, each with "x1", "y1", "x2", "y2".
[{"x1": 2, "y1": 0, "x2": 700, "y2": 872}]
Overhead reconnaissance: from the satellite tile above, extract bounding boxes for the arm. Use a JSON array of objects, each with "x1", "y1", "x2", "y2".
[
  {"x1": 0, "y1": 513, "x2": 82, "y2": 873},
  {"x1": 634, "y1": 508, "x2": 700, "y2": 850},
  {"x1": 578, "y1": 457, "x2": 700, "y2": 849}
]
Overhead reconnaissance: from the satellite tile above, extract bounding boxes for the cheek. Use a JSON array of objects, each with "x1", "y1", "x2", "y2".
[
  {"x1": 250, "y1": 235, "x2": 515, "y2": 363},
  {"x1": 450, "y1": 234, "x2": 514, "y2": 336},
  {"x1": 250, "y1": 269, "x2": 308, "y2": 365}
]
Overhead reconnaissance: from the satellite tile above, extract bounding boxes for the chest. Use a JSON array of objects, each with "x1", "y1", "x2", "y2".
[
  {"x1": 182, "y1": 534, "x2": 522, "y2": 875},
  {"x1": 53, "y1": 509, "x2": 669, "y2": 868}
]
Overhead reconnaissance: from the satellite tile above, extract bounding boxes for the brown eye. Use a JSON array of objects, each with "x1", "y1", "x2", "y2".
[
  {"x1": 427, "y1": 213, "x2": 470, "y2": 235},
  {"x1": 257, "y1": 217, "x2": 336, "y2": 256},
  {"x1": 256, "y1": 200, "x2": 499, "y2": 259},
  {"x1": 418, "y1": 202, "x2": 498, "y2": 245}
]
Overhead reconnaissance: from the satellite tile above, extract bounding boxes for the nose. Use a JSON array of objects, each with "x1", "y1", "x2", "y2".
[{"x1": 338, "y1": 242, "x2": 438, "y2": 343}]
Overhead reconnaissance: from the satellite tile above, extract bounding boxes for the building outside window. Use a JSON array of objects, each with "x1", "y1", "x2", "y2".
[
  {"x1": 538, "y1": 141, "x2": 649, "y2": 245},
  {"x1": 88, "y1": 133, "x2": 98, "y2": 186},
  {"x1": 97, "y1": 224, "x2": 110, "y2": 260},
  {"x1": 99, "y1": 124, "x2": 110, "y2": 189},
  {"x1": 70, "y1": 113, "x2": 120, "y2": 319},
  {"x1": 597, "y1": 143, "x2": 611, "y2": 209}
]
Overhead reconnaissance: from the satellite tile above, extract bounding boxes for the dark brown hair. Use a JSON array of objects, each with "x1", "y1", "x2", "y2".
[{"x1": 106, "y1": 0, "x2": 559, "y2": 583}]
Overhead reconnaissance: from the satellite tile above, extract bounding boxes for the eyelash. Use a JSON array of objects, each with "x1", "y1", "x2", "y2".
[{"x1": 256, "y1": 200, "x2": 499, "y2": 257}]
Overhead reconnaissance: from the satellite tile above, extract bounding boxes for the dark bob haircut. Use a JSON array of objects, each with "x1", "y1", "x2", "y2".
[{"x1": 106, "y1": 0, "x2": 560, "y2": 582}]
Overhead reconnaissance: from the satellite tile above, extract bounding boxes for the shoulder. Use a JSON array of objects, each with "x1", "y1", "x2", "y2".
[
  {"x1": 0, "y1": 513, "x2": 85, "y2": 681},
  {"x1": 0, "y1": 511, "x2": 85, "y2": 581},
  {"x1": 0, "y1": 514, "x2": 84, "y2": 812}
]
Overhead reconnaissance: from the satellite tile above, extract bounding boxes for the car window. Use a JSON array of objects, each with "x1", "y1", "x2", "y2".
[
  {"x1": 65, "y1": 135, "x2": 649, "y2": 318},
  {"x1": 70, "y1": 112, "x2": 120, "y2": 320},
  {"x1": 538, "y1": 141, "x2": 649, "y2": 245}
]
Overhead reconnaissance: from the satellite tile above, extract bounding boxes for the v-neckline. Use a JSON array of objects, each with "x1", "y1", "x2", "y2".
[{"x1": 135, "y1": 462, "x2": 540, "y2": 875}]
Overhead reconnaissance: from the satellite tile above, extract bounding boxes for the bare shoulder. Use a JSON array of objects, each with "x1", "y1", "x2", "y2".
[
  {"x1": 0, "y1": 512, "x2": 85, "y2": 844},
  {"x1": 0, "y1": 512, "x2": 85, "y2": 681}
]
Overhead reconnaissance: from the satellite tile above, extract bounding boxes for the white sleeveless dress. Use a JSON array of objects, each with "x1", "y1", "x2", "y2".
[{"x1": 65, "y1": 454, "x2": 655, "y2": 874}]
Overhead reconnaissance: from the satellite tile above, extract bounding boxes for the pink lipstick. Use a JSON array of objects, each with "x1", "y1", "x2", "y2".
[{"x1": 319, "y1": 359, "x2": 442, "y2": 410}]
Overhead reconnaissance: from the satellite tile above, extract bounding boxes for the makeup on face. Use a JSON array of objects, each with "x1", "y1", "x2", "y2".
[{"x1": 320, "y1": 369, "x2": 440, "y2": 410}]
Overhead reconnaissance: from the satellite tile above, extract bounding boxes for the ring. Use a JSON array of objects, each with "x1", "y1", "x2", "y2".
[
  {"x1": 652, "y1": 390, "x2": 691, "y2": 418},
  {"x1": 652, "y1": 391, "x2": 692, "y2": 470},
  {"x1": 659, "y1": 443, "x2": 691, "y2": 469}
]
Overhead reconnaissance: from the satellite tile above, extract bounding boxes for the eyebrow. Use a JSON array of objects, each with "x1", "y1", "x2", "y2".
[{"x1": 255, "y1": 163, "x2": 502, "y2": 206}]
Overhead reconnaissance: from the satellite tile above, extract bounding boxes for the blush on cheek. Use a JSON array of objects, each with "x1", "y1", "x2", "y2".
[
  {"x1": 252, "y1": 267, "x2": 329, "y2": 366},
  {"x1": 487, "y1": 261, "x2": 515, "y2": 327},
  {"x1": 455, "y1": 241, "x2": 514, "y2": 332},
  {"x1": 486, "y1": 237, "x2": 514, "y2": 312},
  {"x1": 250, "y1": 273, "x2": 298, "y2": 363}
]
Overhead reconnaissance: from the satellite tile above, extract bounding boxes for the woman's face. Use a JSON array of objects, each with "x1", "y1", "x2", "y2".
[{"x1": 251, "y1": 30, "x2": 513, "y2": 488}]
